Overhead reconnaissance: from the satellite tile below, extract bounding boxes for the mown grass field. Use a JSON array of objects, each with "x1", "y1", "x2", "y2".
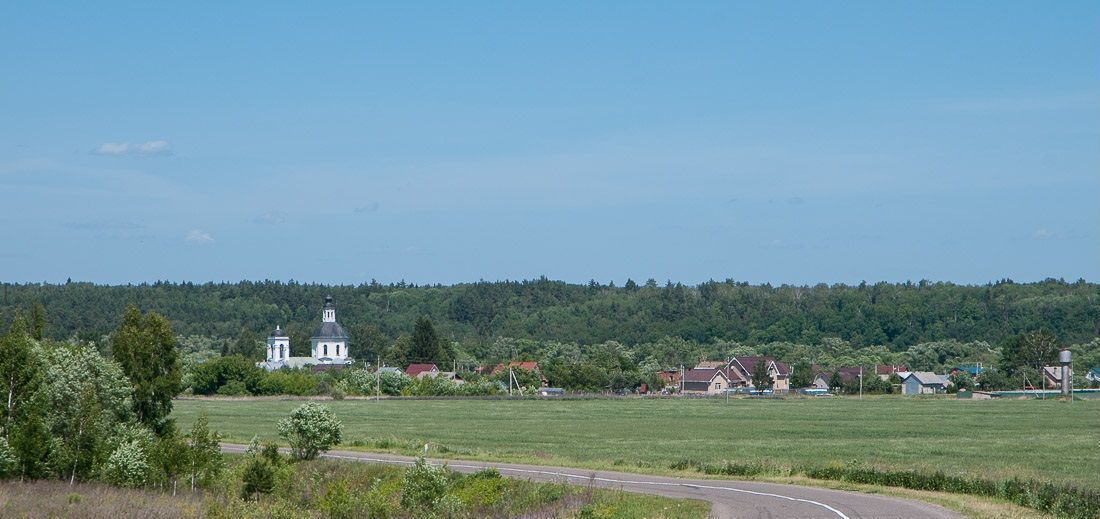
[{"x1": 173, "y1": 396, "x2": 1100, "y2": 490}]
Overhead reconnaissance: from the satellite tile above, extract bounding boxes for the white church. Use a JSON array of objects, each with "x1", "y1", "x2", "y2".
[{"x1": 258, "y1": 295, "x2": 353, "y2": 370}]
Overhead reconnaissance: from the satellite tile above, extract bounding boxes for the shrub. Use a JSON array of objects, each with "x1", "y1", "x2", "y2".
[
  {"x1": 451, "y1": 468, "x2": 506, "y2": 508},
  {"x1": 240, "y1": 455, "x2": 275, "y2": 500},
  {"x1": 103, "y1": 440, "x2": 150, "y2": 488},
  {"x1": 400, "y1": 456, "x2": 449, "y2": 513},
  {"x1": 277, "y1": 403, "x2": 342, "y2": 460},
  {"x1": 217, "y1": 380, "x2": 249, "y2": 396},
  {"x1": 340, "y1": 369, "x2": 378, "y2": 396},
  {"x1": 330, "y1": 386, "x2": 346, "y2": 400},
  {"x1": 0, "y1": 438, "x2": 17, "y2": 478},
  {"x1": 363, "y1": 484, "x2": 395, "y2": 519},
  {"x1": 257, "y1": 370, "x2": 317, "y2": 396}
]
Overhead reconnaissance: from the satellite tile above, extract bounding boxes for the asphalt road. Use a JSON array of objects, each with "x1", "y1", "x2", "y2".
[{"x1": 221, "y1": 444, "x2": 960, "y2": 519}]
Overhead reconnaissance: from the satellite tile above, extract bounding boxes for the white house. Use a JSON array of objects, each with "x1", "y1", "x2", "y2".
[{"x1": 258, "y1": 295, "x2": 353, "y2": 371}]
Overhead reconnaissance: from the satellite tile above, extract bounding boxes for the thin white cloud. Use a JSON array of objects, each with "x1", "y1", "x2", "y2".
[
  {"x1": 255, "y1": 211, "x2": 286, "y2": 225},
  {"x1": 92, "y1": 140, "x2": 173, "y2": 156},
  {"x1": 185, "y1": 229, "x2": 215, "y2": 245}
]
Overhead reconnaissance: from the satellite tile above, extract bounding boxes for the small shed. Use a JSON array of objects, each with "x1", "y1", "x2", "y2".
[{"x1": 902, "y1": 372, "x2": 948, "y2": 395}]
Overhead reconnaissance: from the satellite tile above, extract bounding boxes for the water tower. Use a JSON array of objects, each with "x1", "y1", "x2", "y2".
[{"x1": 1059, "y1": 348, "x2": 1072, "y2": 396}]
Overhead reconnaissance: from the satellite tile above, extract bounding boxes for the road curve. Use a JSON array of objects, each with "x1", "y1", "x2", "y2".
[{"x1": 221, "y1": 444, "x2": 959, "y2": 519}]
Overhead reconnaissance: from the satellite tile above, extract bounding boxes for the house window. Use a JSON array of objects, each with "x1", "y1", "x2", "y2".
[
  {"x1": 715, "y1": 383, "x2": 722, "y2": 390},
  {"x1": 324, "y1": 344, "x2": 328, "y2": 356}
]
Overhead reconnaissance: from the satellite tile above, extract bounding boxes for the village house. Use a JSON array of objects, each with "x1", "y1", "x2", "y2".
[
  {"x1": 726, "y1": 356, "x2": 790, "y2": 391},
  {"x1": 403, "y1": 363, "x2": 464, "y2": 384},
  {"x1": 1087, "y1": 368, "x2": 1100, "y2": 386},
  {"x1": 950, "y1": 364, "x2": 985, "y2": 378},
  {"x1": 405, "y1": 363, "x2": 439, "y2": 378},
  {"x1": 656, "y1": 369, "x2": 682, "y2": 388},
  {"x1": 901, "y1": 371, "x2": 949, "y2": 395},
  {"x1": 876, "y1": 364, "x2": 909, "y2": 381},
  {"x1": 811, "y1": 367, "x2": 862, "y2": 390},
  {"x1": 421, "y1": 371, "x2": 465, "y2": 384},
  {"x1": 488, "y1": 361, "x2": 548, "y2": 387},
  {"x1": 681, "y1": 368, "x2": 730, "y2": 394}
]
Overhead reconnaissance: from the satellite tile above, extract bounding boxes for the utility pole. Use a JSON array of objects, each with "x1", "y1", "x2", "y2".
[
  {"x1": 509, "y1": 367, "x2": 514, "y2": 396},
  {"x1": 859, "y1": 365, "x2": 863, "y2": 400},
  {"x1": 725, "y1": 358, "x2": 730, "y2": 403},
  {"x1": 376, "y1": 355, "x2": 381, "y2": 399}
]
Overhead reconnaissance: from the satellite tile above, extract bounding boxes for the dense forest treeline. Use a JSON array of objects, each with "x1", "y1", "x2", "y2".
[{"x1": 2, "y1": 278, "x2": 1097, "y2": 351}]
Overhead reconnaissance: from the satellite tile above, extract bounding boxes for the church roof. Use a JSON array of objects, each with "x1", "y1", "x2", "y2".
[
  {"x1": 311, "y1": 321, "x2": 349, "y2": 339},
  {"x1": 268, "y1": 325, "x2": 288, "y2": 338}
]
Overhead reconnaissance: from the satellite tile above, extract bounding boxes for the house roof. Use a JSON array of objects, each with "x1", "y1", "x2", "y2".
[
  {"x1": 377, "y1": 367, "x2": 403, "y2": 375},
  {"x1": 951, "y1": 364, "x2": 984, "y2": 376},
  {"x1": 421, "y1": 371, "x2": 463, "y2": 381},
  {"x1": 490, "y1": 361, "x2": 541, "y2": 375},
  {"x1": 838, "y1": 367, "x2": 864, "y2": 382},
  {"x1": 732, "y1": 356, "x2": 790, "y2": 377},
  {"x1": 695, "y1": 360, "x2": 726, "y2": 369},
  {"x1": 904, "y1": 371, "x2": 948, "y2": 386},
  {"x1": 1041, "y1": 366, "x2": 1070, "y2": 382},
  {"x1": 814, "y1": 367, "x2": 864, "y2": 383},
  {"x1": 405, "y1": 363, "x2": 439, "y2": 377},
  {"x1": 876, "y1": 364, "x2": 908, "y2": 375},
  {"x1": 683, "y1": 368, "x2": 729, "y2": 383}
]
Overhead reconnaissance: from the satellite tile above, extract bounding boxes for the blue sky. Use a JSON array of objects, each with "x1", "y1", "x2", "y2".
[{"x1": 2, "y1": 2, "x2": 1098, "y2": 285}]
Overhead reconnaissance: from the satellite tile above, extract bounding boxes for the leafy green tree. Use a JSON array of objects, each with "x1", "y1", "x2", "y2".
[
  {"x1": 57, "y1": 386, "x2": 103, "y2": 484},
  {"x1": 29, "y1": 302, "x2": 46, "y2": 341},
  {"x1": 229, "y1": 328, "x2": 262, "y2": 359},
  {"x1": 0, "y1": 438, "x2": 17, "y2": 478},
  {"x1": 828, "y1": 371, "x2": 843, "y2": 392},
  {"x1": 276, "y1": 403, "x2": 342, "y2": 460},
  {"x1": 102, "y1": 424, "x2": 155, "y2": 488},
  {"x1": 948, "y1": 372, "x2": 974, "y2": 393},
  {"x1": 410, "y1": 316, "x2": 444, "y2": 363},
  {"x1": 789, "y1": 361, "x2": 813, "y2": 389},
  {"x1": 151, "y1": 430, "x2": 190, "y2": 494},
  {"x1": 186, "y1": 411, "x2": 223, "y2": 491},
  {"x1": 111, "y1": 305, "x2": 181, "y2": 436},
  {"x1": 104, "y1": 439, "x2": 150, "y2": 488},
  {"x1": 0, "y1": 318, "x2": 41, "y2": 437},
  {"x1": 10, "y1": 409, "x2": 50, "y2": 479},
  {"x1": 999, "y1": 331, "x2": 1060, "y2": 377},
  {"x1": 750, "y1": 360, "x2": 773, "y2": 390},
  {"x1": 189, "y1": 355, "x2": 263, "y2": 395}
]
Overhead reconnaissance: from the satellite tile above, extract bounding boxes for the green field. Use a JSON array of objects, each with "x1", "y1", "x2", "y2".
[{"x1": 173, "y1": 396, "x2": 1100, "y2": 489}]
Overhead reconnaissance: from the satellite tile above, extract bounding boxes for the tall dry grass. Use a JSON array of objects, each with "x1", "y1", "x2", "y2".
[{"x1": 0, "y1": 480, "x2": 204, "y2": 519}]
